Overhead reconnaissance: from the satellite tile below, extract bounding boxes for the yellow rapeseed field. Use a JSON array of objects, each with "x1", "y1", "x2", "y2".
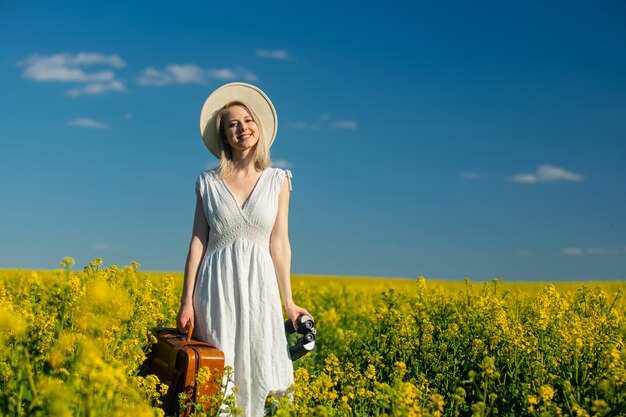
[{"x1": 1, "y1": 258, "x2": 625, "y2": 416}]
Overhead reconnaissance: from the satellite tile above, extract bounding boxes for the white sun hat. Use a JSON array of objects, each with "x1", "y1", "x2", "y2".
[{"x1": 199, "y1": 82, "x2": 278, "y2": 158}]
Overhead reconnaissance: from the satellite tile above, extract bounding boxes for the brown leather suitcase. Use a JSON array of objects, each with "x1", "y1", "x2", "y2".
[{"x1": 141, "y1": 325, "x2": 225, "y2": 417}]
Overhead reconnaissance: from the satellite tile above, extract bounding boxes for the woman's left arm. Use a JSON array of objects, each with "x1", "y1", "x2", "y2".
[{"x1": 271, "y1": 175, "x2": 313, "y2": 330}]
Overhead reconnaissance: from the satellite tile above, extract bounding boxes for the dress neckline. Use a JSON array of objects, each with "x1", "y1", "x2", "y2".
[{"x1": 218, "y1": 168, "x2": 269, "y2": 212}]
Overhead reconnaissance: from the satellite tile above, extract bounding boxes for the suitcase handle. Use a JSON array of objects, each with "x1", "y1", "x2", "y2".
[{"x1": 185, "y1": 322, "x2": 193, "y2": 343}]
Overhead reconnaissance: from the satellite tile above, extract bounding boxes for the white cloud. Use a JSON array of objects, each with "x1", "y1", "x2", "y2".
[
  {"x1": 67, "y1": 80, "x2": 125, "y2": 97},
  {"x1": 562, "y1": 246, "x2": 623, "y2": 256},
  {"x1": 512, "y1": 164, "x2": 583, "y2": 183},
  {"x1": 331, "y1": 120, "x2": 358, "y2": 130},
  {"x1": 67, "y1": 52, "x2": 125, "y2": 68},
  {"x1": 167, "y1": 64, "x2": 206, "y2": 84},
  {"x1": 207, "y1": 68, "x2": 237, "y2": 81},
  {"x1": 18, "y1": 52, "x2": 126, "y2": 96},
  {"x1": 66, "y1": 118, "x2": 110, "y2": 129},
  {"x1": 561, "y1": 247, "x2": 583, "y2": 256},
  {"x1": 256, "y1": 49, "x2": 292, "y2": 60},
  {"x1": 286, "y1": 122, "x2": 310, "y2": 130},
  {"x1": 514, "y1": 249, "x2": 532, "y2": 257},
  {"x1": 234, "y1": 67, "x2": 259, "y2": 82},
  {"x1": 537, "y1": 164, "x2": 583, "y2": 181},
  {"x1": 287, "y1": 115, "x2": 357, "y2": 131},
  {"x1": 273, "y1": 159, "x2": 292, "y2": 168},
  {"x1": 137, "y1": 67, "x2": 173, "y2": 86},
  {"x1": 587, "y1": 247, "x2": 608, "y2": 255},
  {"x1": 92, "y1": 242, "x2": 110, "y2": 250},
  {"x1": 511, "y1": 174, "x2": 538, "y2": 183},
  {"x1": 461, "y1": 172, "x2": 484, "y2": 180},
  {"x1": 138, "y1": 64, "x2": 258, "y2": 86},
  {"x1": 587, "y1": 247, "x2": 621, "y2": 255},
  {"x1": 285, "y1": 121, "x2": 320, "y2": 130},
  {"x1": 123, "y1": 112, "x2": 133, "y2": 120}
]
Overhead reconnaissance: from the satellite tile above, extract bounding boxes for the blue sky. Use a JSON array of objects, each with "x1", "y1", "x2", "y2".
[{"x1": 1, "y1": 1, "x2": 625, "y2": 281}]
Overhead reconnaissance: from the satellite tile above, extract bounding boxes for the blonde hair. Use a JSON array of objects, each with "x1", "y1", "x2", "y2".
[{"x1": 214, "y1": 101, "x2": 272, "y2": 178}]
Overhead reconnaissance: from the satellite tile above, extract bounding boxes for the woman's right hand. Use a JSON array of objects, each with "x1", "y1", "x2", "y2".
[{"x1": 176, "y1": 301, "x2": 194, "y2": 334}]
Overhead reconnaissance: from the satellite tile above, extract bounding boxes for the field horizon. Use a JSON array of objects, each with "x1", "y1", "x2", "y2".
[{"x1": 3, "y1": 267, "x2": 626, "y2": 284}]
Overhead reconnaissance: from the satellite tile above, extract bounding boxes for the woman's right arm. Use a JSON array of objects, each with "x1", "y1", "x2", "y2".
[{"x1": 176, "y1": 190, "x2": 209, "y2": 333}]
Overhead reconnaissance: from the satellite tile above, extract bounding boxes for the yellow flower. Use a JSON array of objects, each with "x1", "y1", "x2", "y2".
[
  {"x1": 538, "y1": 385, "x2": 554, "y2": 402},
  {"x1": 365, "y1": 364, "x2": 377, "y2": 381}
]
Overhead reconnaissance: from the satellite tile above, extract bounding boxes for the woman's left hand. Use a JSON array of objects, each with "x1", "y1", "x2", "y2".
[{"x1": 285, "y1": 303, "x2": 314, "y2": 331}]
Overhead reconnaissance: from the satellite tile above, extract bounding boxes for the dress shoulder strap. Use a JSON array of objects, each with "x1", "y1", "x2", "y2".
[
  {"x1": 196, "y1": 168, "x2": 218, "y2": 195},
  {"x1": 283, "y1": 168, "x2": 293, "y2": 191}
]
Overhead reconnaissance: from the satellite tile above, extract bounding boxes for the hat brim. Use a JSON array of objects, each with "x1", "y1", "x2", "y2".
[{"x1": 199, "y1": 82, "x2": 277, "y2": 159}]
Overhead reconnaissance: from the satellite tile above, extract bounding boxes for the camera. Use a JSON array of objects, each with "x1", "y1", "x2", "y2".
[{"x1": 284, "y1": 314, "x2": 316, "y2": 361}]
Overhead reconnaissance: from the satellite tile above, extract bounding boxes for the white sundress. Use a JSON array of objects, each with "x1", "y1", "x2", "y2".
[{"x1": 192, "y1": 166, "x2": 295, "y2": 417}]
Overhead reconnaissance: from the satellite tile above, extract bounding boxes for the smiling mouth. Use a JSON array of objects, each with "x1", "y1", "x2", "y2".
[{"x1": 238, "y1": 133, "x2": 252, "y2": 140}]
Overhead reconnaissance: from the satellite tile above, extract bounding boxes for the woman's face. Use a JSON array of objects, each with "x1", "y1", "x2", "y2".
[{"x1": 222, "y1": 104, "x2": 260, "y2": 154}]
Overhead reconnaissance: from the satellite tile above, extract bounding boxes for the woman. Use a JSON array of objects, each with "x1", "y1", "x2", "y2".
[{"x1": 176, "y1": 82, "x2": 311, "y2": 416}]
